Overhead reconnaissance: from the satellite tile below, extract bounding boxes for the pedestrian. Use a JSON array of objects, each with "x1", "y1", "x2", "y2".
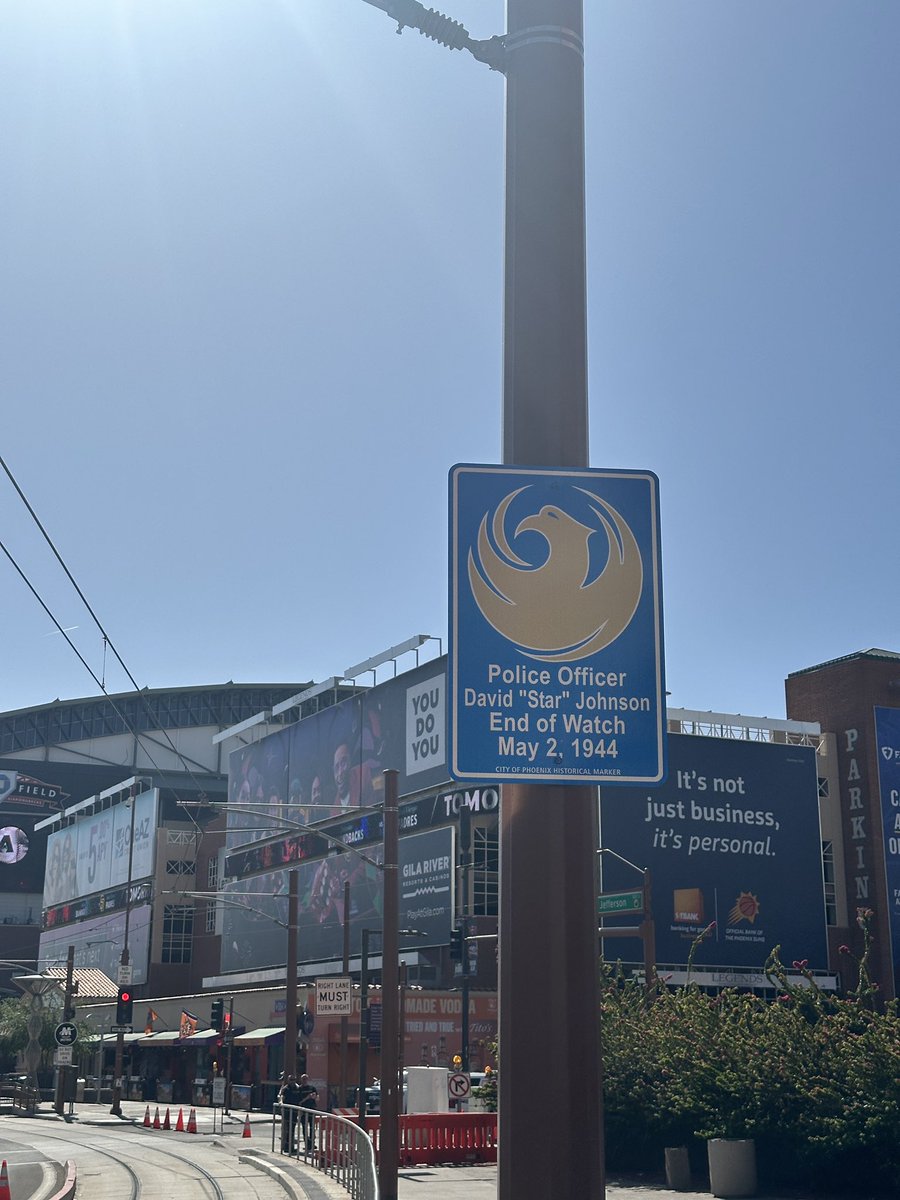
[
  {"x1": 297, "y1": 1074, "x2": 318, "y2": 1153},
  {"x1": 278, "y1": 1073, "x2": 302, "y2": 1153}
]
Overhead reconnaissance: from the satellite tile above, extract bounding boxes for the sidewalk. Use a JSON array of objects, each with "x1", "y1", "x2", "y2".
[
  {"x1": 394, "y1": 1164, "x2": 812, "y2": 1200},
  {"x1": 35, "y1": 1102, "x2": 837, "y2": 1200}
]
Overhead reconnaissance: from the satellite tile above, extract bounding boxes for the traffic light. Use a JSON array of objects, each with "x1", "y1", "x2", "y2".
[
  {"x1": 116, "y1": 986, "x2": 133, "y2": 1026},
  {"x1": 210, "y1": 997, "x2": 225, "y2": 1032},
  {"x1": 449, "y1": 927, "x2": 464, "y2": 960}
]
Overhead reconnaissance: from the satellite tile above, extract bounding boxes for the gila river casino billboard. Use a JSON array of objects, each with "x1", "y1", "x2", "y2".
[
  {"x1": 449, "y1": 464, "x2": 666, "y2": 784},
  {"x1": 599, "y1": 735, "x2": 828, "y2": 971}
]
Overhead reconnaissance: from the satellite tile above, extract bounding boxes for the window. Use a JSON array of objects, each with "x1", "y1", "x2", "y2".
[
  {"x1": 208, "y1": 854, "x2": 219, "y2": 890},
  {"x1": 472, "y1": 825, "x2": 499, "y2": 917},
  {"x1": 206, "y1": 901, "x2": 217, "y2": 934},
  {"x1": 166, "y1": 860, "x2": 195, "y2": 877},
  {"x1": 167, "y1": 830, "x2": 198, "y2": 847},
  {"x1": 822, "y1": 841, "x2": 837, "y2": 926},
  {"x1": 162, "y1": 905, "x2": 194, "y2": 963}
]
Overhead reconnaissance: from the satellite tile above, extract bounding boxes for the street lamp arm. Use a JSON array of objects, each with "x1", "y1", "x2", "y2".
[
  {"x1": 184, "y1": 801, "x2": 386, "y2": 873},
  {"x1": 161, "y1": 888, "x2": 289, "y2": 929},
  {"x1": 597, "y1": 846, "x2": 649, "y2": 876},
  {"x1": 360, "y1": 0, "x2": 507, "y2": 71}
]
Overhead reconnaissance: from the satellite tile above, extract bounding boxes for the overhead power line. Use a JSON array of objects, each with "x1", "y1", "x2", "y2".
[{"x1": 0, "y1": 454, "x2": 214, "y2": 829}]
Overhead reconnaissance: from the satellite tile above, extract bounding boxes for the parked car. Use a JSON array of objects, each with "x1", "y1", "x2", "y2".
[
  {"x1": 362, "y1": 1073, "x2": 408, "y2": 1114},
  {"x1": 346, "y1": 1085, "x2": 380, "y2": 1113}
]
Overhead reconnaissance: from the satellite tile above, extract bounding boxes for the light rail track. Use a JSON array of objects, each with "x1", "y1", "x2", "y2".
[{"x1": 14, "y1": 1123, "x2": 284, "y2": 1200}]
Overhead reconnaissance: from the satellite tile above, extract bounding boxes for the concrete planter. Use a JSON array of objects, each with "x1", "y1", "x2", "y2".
[
  {"x1": 664, "y1": 1146, "x2": 692, "y2": 1191},
  {"x1": 707, "y1": 1138, "x2": 757, "y2": 1198}
]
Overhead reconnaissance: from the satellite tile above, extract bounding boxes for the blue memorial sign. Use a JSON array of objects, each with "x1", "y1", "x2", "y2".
[
  {"x1": 449, "y1": 464, "x2": 666, "y2": 785},
  {"x1": 875, "y1": 707, "x2": 900, "y2": 987}
]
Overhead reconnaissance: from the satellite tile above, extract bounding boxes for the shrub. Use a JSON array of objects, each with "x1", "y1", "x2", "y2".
[{"x1": 600, "y1": 910, "x2": 900, "y2": 1196}]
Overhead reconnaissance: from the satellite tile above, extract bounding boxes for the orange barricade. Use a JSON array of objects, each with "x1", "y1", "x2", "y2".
[{"x1": 365, "y1": 1113, "x2": 498, "y2": 1166}]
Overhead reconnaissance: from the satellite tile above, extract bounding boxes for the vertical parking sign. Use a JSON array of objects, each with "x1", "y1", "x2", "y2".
[{"x1": 449, "y1": 464, "x2": 666, "y2": 785}]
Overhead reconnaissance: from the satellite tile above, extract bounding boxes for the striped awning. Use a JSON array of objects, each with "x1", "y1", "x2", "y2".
[
  {"x1": 180, "y1": 1028, "x2": 222, "y2": 1045},
  {"x1": 136, "y1": 1030, "x2": 183, "y2": 1046},
  {"x1": 233, "y1": 1026, "x2": 285, "y2": 1047}
]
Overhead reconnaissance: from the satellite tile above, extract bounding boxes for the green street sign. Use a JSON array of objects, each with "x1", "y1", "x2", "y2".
[{"x1": 597, "y1": 890, "x2": 644, "y2": 915}]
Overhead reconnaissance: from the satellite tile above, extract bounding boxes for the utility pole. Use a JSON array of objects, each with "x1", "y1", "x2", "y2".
[
  {"x1": 378, "y1": 770, "x2": 400, "y2": 1200},
  {"x1": 340, "y1": 878, "x2": 351, "y2": 1106},
  {"x1": 360, "y1": 1, "x2": 601, "y2": 1195},
  {"x1": 54, "y1": 944, "x2": 77, "y2": 1116},
  {"x1": 499, "y1": 2, "x2": 604, "y2": 1198},
  {"x1": 356, "y1": 928, "x2": 372, "y2": 1128},
  {"x1": 458, "y1": 804, "x2": 471, "y2": 1073},
  {"x1": 111, "y1": 787, "x2": 138, "y2": 1117},
  {"x1": 285, "y1": 870, "x2": 299, "y2": 1080},
  {"x1": 225, "y1": 995, "x2": 235, "y2": 1113}
]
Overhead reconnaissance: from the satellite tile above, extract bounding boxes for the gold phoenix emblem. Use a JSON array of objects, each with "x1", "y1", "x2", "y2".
[{"x1": 467, "y1": 486, "x2": 643, "y2": 663}]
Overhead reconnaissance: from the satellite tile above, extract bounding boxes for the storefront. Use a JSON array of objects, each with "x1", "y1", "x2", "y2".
[{"x1": 232, "y1": 1025, "x2": 286, "y2": 1111}]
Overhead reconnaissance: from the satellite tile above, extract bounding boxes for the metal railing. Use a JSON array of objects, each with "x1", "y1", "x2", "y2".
[
  {"x1": 0, "y1": 1078, "x2": 39, "y2": 1114},
  {"x1": 273, "y1": 1103, "x2": 378, "y2": 1200}
]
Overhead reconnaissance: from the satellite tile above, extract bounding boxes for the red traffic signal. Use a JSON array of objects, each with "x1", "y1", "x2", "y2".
[{"x1": 116, "y1": 987, "x2": 134, "y2": 1026}]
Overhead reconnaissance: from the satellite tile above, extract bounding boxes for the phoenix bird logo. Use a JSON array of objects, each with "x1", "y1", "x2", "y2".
[{"x1": 467, "y1": 486, "x2": 643, "y2": 663}]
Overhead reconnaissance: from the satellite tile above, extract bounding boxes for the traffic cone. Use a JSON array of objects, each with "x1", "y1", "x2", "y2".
[
  {"x1": 153, "y1": 1107, "x2": 161, "y2": 1129},
  {"x1": 242, "y1": 1114, "x2": 252, "y2": 1139},
  {"x1": 187, "y1": 1108, "x2": 197, "y2": 1134},
  {"x1": 163, "y1": 1107, "x2": 171, "y2": 1130},
  {"x1": 0, "y1": 1160, "x2": 10, "y2": 1200},
  {"x1": 143, "y1": 1106, "x2": 151, "y2": 1127},
  {"x1": 175, "y1": 1108, "x2": 185, "y2": 1132}
]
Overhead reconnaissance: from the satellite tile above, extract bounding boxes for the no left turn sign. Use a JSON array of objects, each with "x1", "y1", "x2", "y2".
[{"x1": 448, "y1": 1071, "x2": 470, "y2": 1101}]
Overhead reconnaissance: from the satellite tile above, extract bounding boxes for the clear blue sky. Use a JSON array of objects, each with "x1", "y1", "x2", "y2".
[{"x1": 2, "y1": 1, "x2": 897, "y2": 722}]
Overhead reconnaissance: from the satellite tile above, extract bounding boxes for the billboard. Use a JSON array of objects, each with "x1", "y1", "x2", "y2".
[
  {"x1": 43, "y1": 789, "x2": 159, "y2": 909},
  {"x1": 874, "y1": 706, "x2": 900, "y2": 988},
  {"x1": 449, "y1": 464, "x2": 666, "y2": 784},
  {"x1": 0, "y1": 769, "x2": 68, "y2": 895},
  {"x1": 227, "y1": 659, "x2": 448, "y2": 851},
  {"x1": 599, "y1": 735, "x2": 828, "y2": 970},
  {"x1": 38, "y1": 902, "x2": 152, "y2": 985},
  {"x1": 221, "y1": 825, "x2": 454, "y2": 973},
  {"x1": 0, "y1": 762, "x2": 140, "y2": 901}
]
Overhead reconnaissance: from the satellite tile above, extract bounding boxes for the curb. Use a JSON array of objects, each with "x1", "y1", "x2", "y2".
[
  {"x1": 239, "y1": 1150, "x2": 305, "y2": 1200},
  {"x1": 45, "y1": 1159, "x2": 77, "y2": 1200}
]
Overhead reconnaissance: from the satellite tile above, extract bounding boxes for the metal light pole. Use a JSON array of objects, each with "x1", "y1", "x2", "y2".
[
  {"x1": 500, "y1": 2, "x2": 604, "y2": 1198},
  {"x1": 356, "y1": 926, "x2": 375, "y2": 1128},
  {"x1": 111, "y1": 787, "x2": 138, "y2": 1116},
  {"x1": 284, "y1": 870, "x2": 299, "y2": 1080},
  {"x1": 359, "y1": 2, "x2": 601, "y2": 1194},
  {"x1": 378, "y1": 770, "x2": 400, "y2": 1200},
  {"x1": 458, "y1": 805, "x2": 471, "y2": 1073},
  {"x1": 53, "y1": 944, "x2": 77, "y2": 1115},
  {"x1": 225, "y1": 995, "x2": 235, "y2": 1113},
  {"x1": 598, "y1": 850, "x2": 657, "y2": 999},
  {"x1": 340, "y1": 878, "x2": 351, "y2": 1106}
]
